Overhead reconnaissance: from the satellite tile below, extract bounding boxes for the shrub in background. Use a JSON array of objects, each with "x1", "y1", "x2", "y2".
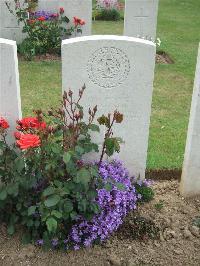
[
  {"x1": 94, "y1": 0, "x2": 121, "y2": 21},
  {"x1": 6, "y1": 1, "x2": 85, "y2": 57}
]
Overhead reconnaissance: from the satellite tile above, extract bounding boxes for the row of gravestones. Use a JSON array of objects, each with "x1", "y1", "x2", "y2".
[
  {"x1": 1, "y1": 36, "x2": 200, "y2": 198},
  {"x1": 0, "y1": 0, "x2": 159, "y2": 43}
]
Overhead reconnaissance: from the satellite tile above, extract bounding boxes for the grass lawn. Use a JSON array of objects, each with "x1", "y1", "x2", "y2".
[{"x1": 19, "y1": 0, "x2": 200, "y2": 170}]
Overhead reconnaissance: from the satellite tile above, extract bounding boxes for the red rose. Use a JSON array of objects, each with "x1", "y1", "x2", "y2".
[
  {"x1": 14, "y1": 131, "x2": 22, "y2": 139},
  {"x1": 60, "y1": 7, "x2": 64, "y2": 14},
  {"x1": 79, "y1": 19, "x2": 85, "y2": 26},
  {"x1": 16, "y1": 134, "x2": 41, "y2": 150},
  {"x1": 0, "y1": 117, "x2": 9, "y2": 129},
  {"x1": 17, "y1": 117, "x2": 46, "y2": 130},
  {"x1": 37, "y1": 16, "x2": 45, "y2": 21},
  {"x1": 73, "y1": 17, "x2": 85, "y2": 26},
  {"x1": 73, "y1": 16, "x2": 79, "y2": 26}
]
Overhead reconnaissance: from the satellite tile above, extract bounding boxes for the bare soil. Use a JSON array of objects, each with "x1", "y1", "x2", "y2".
[
  {"x1": 1, "y1": 180, "x2": 200, "y2": 266},
  {"x1": 19, "y1": 51, "x2": 174, "y2": 65},
  {"x1": 156, "y1": 51, "x2": 174, "y2": 64}
]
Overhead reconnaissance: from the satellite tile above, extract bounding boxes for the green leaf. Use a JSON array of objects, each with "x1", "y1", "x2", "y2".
[
  {"x1": 64, "y1": 199, "x2": 73, "y2": 213},
  {"x1": 0, "y1": 190, "x2": 7, "y2": 200},
  {"x1": 115, "y1": 182, "x2": 125, "y2": 190},
  {"x1": 63, "y1": 152, "x2": 71, "y2": 164},
  {"x1": 28, "y1": 206, "x2": 37, "y2": 216},
  {"x1": 105, "y1": 183, "x2": 112, "y2": 191},
  {"x1": 75, "y1": 145, "x2": 84, "y2": 155},
  {"x1": 22, "y1": 232, "x2": 31, "y2": 244},
  {"x1": 43, "y1": 186, "x2": 55, "y2": 197},
  {"x1": 75, "y1": 168, "x2": 91, "y2": 185},
  {"x1": 46, "y1": 217, "x2": 57, "y2": 233},
  {"x1": 44, "y1": 195, "x2": 61, "y2": 208},
  {"x1": 7, "y1": 184, "x2": 18, "y2": 196},
  {"x1": 70, "y1": 211, "x2": 77, "y2": 220},
  {"x1": 89, "y1": 124, "x2": 100, "y2": 132},
  {"x1": 62, "y1": 16, "x2": 70, "y2": 23},
  {"x1": 51, "y1": 210, "x2": 62, "y2": 219},
  {"x1": 15, "y1": 158, "x2": 25, "y2": 173},
  {"x1": 7, "y1": 224, "x2": 15, "y2": 235}
]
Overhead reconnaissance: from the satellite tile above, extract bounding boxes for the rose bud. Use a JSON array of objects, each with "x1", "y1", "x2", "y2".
[{"x1": 14, "y1": 131, "x2": 22, "y2": 139}]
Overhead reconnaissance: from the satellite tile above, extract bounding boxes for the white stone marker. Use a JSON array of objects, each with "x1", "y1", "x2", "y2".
[
  {"x1": 0, "y1": 38, "x2": 22, "y2": 143},
  {"x1": 62, "y1": 35, "x2": 156, "y2": 178},
  {"x1": 124, "y1": 0, "x2": 159, "y2": 40},
  {"x1": 38, "y1": 0, "x2": 92, "y2": 36},
  {"x1": 0, "y1": 0, "x2": 25, "y2": 44},
  {"x1": 180, "y1": 44, "x2": 200, "y2": 197}
]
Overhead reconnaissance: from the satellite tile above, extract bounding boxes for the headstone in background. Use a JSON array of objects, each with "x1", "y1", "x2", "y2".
[
  {"x1": 0, "y1": 0, "x2": 25, "y2": 44},
  {"x1": 180, "y1": 44, "x2": 200, "y2": 197},
  {"x1": 0, "y1": 38, "x2": 22, "y2": 143},
  {"x1": 62, "y1": 35, "x2": 156, "y2": 178},
  {"x1": 124, "y1": 0, "x2": 159, "y2": 40}
]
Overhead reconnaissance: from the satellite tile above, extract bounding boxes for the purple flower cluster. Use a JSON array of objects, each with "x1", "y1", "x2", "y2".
[
  {"x1": 67, "y1": 160, "x2": 139, "y2": 249},
  {"x1": 35, "y1": 161, "x2": 152, "y2": 250},
  {"x1": 30, "y1": 10, "x2": 58, "y2": 20}
]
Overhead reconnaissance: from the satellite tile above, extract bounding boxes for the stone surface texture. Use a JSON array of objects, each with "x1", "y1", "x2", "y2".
[
  {"x1": 0, "y1": 38, "x2": 22, "y2": 143},
  {"x1": 62, "y1": 35, "x2": 156, "y2": 178},
  {"x1": 0, "y1": 0, "x2": 25, "y2": 44},
  {"x1": 124, "y1": 0, "x2": 159, "y2": 40},
  {"x1": 180, "y1": 43, "x2": 200, "y2": 197}
]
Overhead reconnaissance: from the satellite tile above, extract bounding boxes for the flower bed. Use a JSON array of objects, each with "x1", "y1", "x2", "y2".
[
  {"x1": 0, "y1": 86, "x2": 153, "y2": 250},
  {"x1": 6, "y1": 1, "x2": 85, "y2": 59}
]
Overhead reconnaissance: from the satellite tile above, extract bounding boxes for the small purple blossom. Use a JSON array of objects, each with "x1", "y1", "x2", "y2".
[
  {"x1": 36, "y1": 239, "x2": 44, "y2": 246},
  {"x1": 51, "y1": 238, "x2": 59, "y2": 247}
]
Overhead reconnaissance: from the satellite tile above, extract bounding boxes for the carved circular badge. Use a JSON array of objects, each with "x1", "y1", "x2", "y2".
[{"x1": 87, "y1": 47, "x2": 130, "y2": 88}]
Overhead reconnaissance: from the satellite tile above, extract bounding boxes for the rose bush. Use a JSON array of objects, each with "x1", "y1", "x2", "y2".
[
  {"x1": 0, "y1": 86, "x2": 153, "y2": 250},
  {"x1": 6, "y1": 0, "x2": 85, "y2": 58}
]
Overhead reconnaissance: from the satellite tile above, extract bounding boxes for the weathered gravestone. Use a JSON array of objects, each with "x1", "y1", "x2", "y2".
[
  {"x1": 180, "y1": 44, "x2": 200, "y2": 197},
  {"x1": 0, "y1": 0, "x2": 25, "y2": 44},
  {"x1": 62, "y1": 35, "x2": 156, "y2": 178},
  {"x1": 0, "y1": 38, "x2": 22, "y2": 143},
  {"x1": 38, "y1": 0, "x2": 92, "y2": 36},
  {"x1": 124, "y1": 0, "x2": 159, "y2": 40}
]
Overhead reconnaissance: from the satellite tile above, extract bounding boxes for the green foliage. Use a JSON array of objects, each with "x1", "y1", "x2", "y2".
[
  {"x1": 154, "y1": 200, "x2": 165, "y2": 211},
  {"x1": 0, "y1": 86, "x2": 123, "y2": 246},
  {"x1": 94, "y1": 8, "x2": 121, "y2": 21},
  {"x1": 135, "y1": 183, "x2": 155, "y2": 203},
  {"x1": 6, "y1": 1, "x2": 84, "y2": 57}
]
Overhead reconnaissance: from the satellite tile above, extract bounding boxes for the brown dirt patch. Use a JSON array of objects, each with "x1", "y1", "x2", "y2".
[
  {"x1": 156, "y1": 51, "x2": 174, "y2": 64},
  {"x1": 146, "y1": 168, "x2": 181, "y2": 181},
  {"x1": 18, "y1": 54, "x2": 61, "y2": 62},
  {"x1": 1, "y1": 180, "x2": 200, "y2": 266}
]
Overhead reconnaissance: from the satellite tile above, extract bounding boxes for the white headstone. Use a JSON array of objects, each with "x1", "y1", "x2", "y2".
[
  {"x1": 0, "y1": 1, "x2": 25, "y2": 44},
  {"x1": 0, "y1": 38, "x2": 22, "y2": 143},
  {"x1": 62, "y1": 35, "x2": 156, "y2": 178},
  {"x1": 180, "y1": 44, "x2": 200, "y2": 197},
  {"x1": 38, "y1": 0, "x2": 92, "y2": 36},
  {"x1": 124, "y1": 0, "x2": 159, "y2": 40}
]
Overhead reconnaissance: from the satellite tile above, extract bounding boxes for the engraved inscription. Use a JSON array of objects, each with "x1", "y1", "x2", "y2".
[{"x1": 87, "y1": 47, "x2": 130, "y2": 88}]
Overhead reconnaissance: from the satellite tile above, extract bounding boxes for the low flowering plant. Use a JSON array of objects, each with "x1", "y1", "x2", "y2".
[
  {"x1": 0, "y1": 86, "x2": 153, "y2": 250},
  {"x1": 94, "y1": 0, "x2": 121, "y2": 21},
  {"x1": 5, "y1": 1, "x2": 85, "y2": 57}
]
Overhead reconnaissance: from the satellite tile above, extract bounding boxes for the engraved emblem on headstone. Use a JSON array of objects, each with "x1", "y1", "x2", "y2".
[{"x1": 87, "y1": 47, "x2": 130, "y2": 88}]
